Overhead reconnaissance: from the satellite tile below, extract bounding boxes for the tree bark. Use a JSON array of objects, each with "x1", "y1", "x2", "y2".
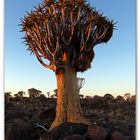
[{"x1": 50, "y1": 65, "x2": 91, "y2": 130}]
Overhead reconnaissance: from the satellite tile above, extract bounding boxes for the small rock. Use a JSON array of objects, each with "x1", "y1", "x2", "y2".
[
  {"x1": 111, "y1": 131, "x2": 129, "y2": 140},
  {"x1": 85, "y1": 125, "x2": 108, "y2": 140},
  {"x1": 47, "y1": 122, "x2": 88, "y2": 140}
]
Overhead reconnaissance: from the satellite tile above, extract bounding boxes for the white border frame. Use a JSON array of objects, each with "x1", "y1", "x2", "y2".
[
  {"x1": 137, "y1": 0, "x2": 139, "y2": 139},
  {"x1": 0, "y1": 0, "x2": 138, "y2": 140},
  {"x1": 0, "y1": 0, "x2": 4, "y2": 139}
]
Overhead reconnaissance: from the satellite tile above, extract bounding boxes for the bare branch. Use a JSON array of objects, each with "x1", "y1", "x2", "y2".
[
  {"x1": 21, "y1": 0, "x2": 114, "y2": 72},
  {"x1": 85, "y1": 22, "x2": 92, "y2": 42},
  {"x1": 94, "y1": 26, "x2": 109, "y2": 44},
  {"x1": 29, "y1": 42, "x2": 55, "y2": 71},
  {"x1": 42, "y1": 36, "x2": 53, "y2": 56},
  {"x1": 34, "y1": 123, "x2": 48, "y2": 132},
  {"x1": 45, "y1": 19, "x2": 53, "y2": 46}
]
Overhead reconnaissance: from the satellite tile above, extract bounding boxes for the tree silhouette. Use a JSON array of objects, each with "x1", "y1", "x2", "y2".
[
  {"x1": 54, "y1": 89, "x2": 58, "y2": 97},
  {"x1": 79, "y1": 94, "x2": 84, "y2": 99},
  {"x1": 103, "y1": 93, "x2": 114, "y2": 101},
  {"x1": 47, "y1": 91, "x2": 51, "y2": 98},
  {"x1": 51, "y1": 94, "x2": 57, "y2": 98},
  {"x1": 17, "y1": 91, "x2": 25, "y2": 100},
  {"x1": 130, "y1": 95, "x2": 136, "y2": 104},
  {"x1": 40, "y1": 93, "x2": 46, "y2": 98},
  {"x1": 115, "y1": 95, "x2": 125, "y2": 103},
  {"x1": 5, "y1": 92, "x2": 12, "y2": 103},
  {"x1": 14, "y1": 93, "x2": 20, "y2": 98},
  {"x1": 28, "y1": 88, "x2": 42, "y2": 99},
  {"x1": 124, "y1": 93, "x2": 131, "y2": 101},
  {"x1": 21, "y1": 0, "x2": 114, "y2": 129}
]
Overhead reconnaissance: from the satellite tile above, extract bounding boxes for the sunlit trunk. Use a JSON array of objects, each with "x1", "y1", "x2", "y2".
[{"x1": 50, "y1": 65, "x2": 91, "y2": 130}]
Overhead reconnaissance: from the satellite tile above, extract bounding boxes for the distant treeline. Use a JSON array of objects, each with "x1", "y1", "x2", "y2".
[{"x1": 5, "y1": 88, "x2": 135, "y2": 103}]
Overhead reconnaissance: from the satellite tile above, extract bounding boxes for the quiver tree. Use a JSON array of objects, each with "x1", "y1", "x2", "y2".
[
  {"x1": 5, "y1": 92, "x2": 12, "y2": 103},
  {"x1": 54, "y1": 89, "x2": 58, "y2": 97},
  {"x1": 28, "y1": 88, "x2": 42, "y2": 99},
  {"x1": 124, "y1": 93, "x2": 131, "y2": 101},
  {"x1": 17, "y1": 91, "x2": 26, "y2": 100},
  {"x1": 21, "y1": 0, "x2": 114, "y2": 130},
  {"x1": 47, "y1": 91, "x2": 51, "y2": 98}
]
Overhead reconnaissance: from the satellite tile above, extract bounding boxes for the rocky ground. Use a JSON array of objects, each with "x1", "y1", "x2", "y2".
[{"x1": 5, "y1": 95, "x2": 135, "y2": 140}]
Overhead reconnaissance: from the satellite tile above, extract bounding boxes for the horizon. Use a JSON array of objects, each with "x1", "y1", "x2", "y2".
[
  {"x1": 4, "y1": 0, "x2": 135, "y2": 98},
  {"x1": 4, "y1": 90, "x2": 135, "y2": 98},
  {"x1": 5, "y1": 88, "x2": 135, "y2": 98}
]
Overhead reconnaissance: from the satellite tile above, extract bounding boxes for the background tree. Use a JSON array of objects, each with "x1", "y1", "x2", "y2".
[
  {"x1": 47, "y1": 91, "x2": 50, "y2": 98},
  {"x1": 54, "y1": 89, "x2": 58, "y2": 97},
  {"x1": 130, "y1": 95, "x2": 136, "y2": 104},
  {"x1": 14, "y1": 93, "x2": 21, "y2": 104},
  {"x1": 85, "y1": 95, "x2": 92, "y2": 99},
  {"x1": 28, "y1": 88, "x2": 42, "y2": 99},
  {"x1": 93, "y1": 95, "x2": 102, "y2": 101},
  {"x1": 124, "y1": 93, "x2": 131, "y2": 101},
  {"x1": 14, "y1": 93, "x2": 20, "y2": 98},
  {"x1": 21, "y1": 0, "x2": 114, "y2": 129},
  {"x1": 17, "y1": 91, "x2": 25, "y2": 100},
  {"x1": 40, "y1": 93, "x2": 46, "y2": 98},
  {"x1": 5, "y1": 92, "x2": 12, "y2": 103},
  {"x1": 103, "y1": 93, "x2": 114, "y2": 101},
  {"x1": 51, "y1": 94, "x2": 57, "y2": 99},
  {"x1": 115, "y1": 95, "x2": 125, "y2": 103},
  {"x1": 79, "y1": 94, "x2": 84, "y2": 99}
]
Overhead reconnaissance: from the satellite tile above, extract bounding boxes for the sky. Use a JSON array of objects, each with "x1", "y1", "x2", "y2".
[{"x1": 4, "y1": 0, "x2": 136, "y2": 97}]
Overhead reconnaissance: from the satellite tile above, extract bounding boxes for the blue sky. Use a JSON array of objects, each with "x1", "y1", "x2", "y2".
[{"x1": 4, "y1": 0, "x2": 135, "y2": 97}]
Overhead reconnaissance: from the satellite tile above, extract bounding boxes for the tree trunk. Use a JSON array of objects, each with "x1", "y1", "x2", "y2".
[{"x1": 50, "y1": 65, "x2": 91, "y2": 130}]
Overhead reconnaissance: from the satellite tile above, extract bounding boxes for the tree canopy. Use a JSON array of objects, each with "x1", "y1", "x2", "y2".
[
  {"x1": 21, "y1": 0, "x2": 114, "y2": 73},
  {"x1": 28, "y1": 88, "x2": 42, "y2": 98}
]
